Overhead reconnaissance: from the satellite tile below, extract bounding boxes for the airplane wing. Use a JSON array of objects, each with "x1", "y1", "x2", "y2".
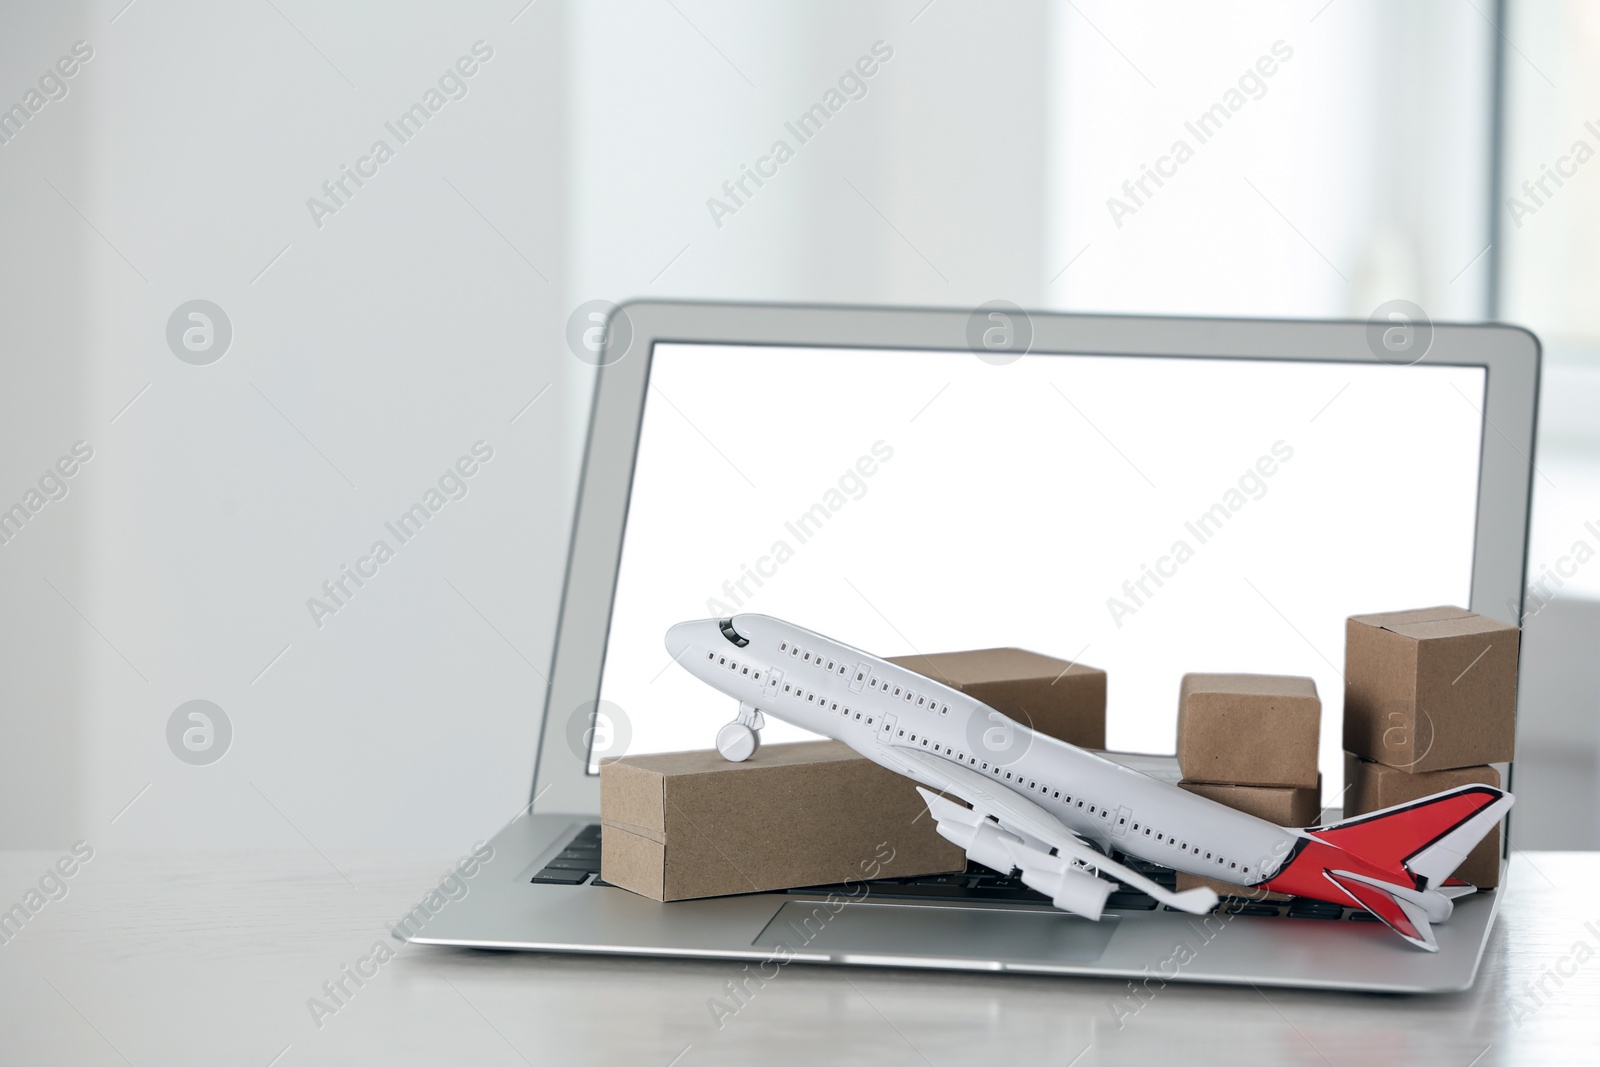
[{"x1": 879, "y1": 746, "x2": 1218, "y2": 919}]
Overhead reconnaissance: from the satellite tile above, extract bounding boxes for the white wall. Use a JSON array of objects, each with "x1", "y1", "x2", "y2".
[
  {"x1": 567, "y1": 0, "x2": 1052, "y2": 308},
  {"x1": 0, "y1": 3, "x2": 96, "y2": 850},
  {"x1": 0, "y1": 0, "x2": 1055, "y2": 851},
  {"x1": 1497, "y1": 0, "x2": 1600, "y2": 846},
  {"x1": 2, "y1": 0, "x2": 577, "y2": 851},
  {"x1": 4, "y1": 0, "x2": 1590, "y2": 852},
  {"x1": 1045, "y1": 0, "x2": 1494, "y2": 319}
]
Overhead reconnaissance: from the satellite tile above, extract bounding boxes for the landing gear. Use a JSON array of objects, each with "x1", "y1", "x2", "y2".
[{"x1": 716, "y1": 703, "x2": 765, "y2": 762}]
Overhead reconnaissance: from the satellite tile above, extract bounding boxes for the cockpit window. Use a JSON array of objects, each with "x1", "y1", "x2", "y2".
[{"x1": 718, "y1": 618, "x2": 749, "y2": 647}]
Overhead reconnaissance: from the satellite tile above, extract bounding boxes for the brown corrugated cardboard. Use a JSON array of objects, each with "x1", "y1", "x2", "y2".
[
  {"x1": 1179, "y1": 778, "x2": 1322, "y2": 827},
  {"x1": 1343, "y1": 753, "x2": 1503, "y2": 888},
  {"x1": 889, "y1": 647, "x2": 1105, "y2": 748},
  {"x1": 1175, "y1": 673, "x2": 1320, "y2": 788},
  {"x1": 1173, "y1": 777, "x2": 1322, "y2": 901},
  {"x1": 1343, "y1": 606, "x2": 1519, "y2": 772},
  {"x1": 599, "y1": 740, "x2": 965, "y2": 901}
]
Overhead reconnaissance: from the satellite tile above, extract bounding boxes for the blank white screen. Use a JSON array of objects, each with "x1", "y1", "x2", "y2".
[{"x1": 595, "y1": 342, "x2": 1486, "y2": 802}]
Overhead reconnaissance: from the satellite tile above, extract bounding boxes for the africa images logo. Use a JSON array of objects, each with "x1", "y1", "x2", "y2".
[
  {"x1": 166, "y1": 700, "x2": 232, "y2": 766},
  {"x1": 166, "y1": 300, "x2": 232, "y2": 365}
]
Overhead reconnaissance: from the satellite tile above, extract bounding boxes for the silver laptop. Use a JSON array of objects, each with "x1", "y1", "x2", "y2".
[{"x1": 400, "y1": 301, "x2": 1539, "y2": 992}]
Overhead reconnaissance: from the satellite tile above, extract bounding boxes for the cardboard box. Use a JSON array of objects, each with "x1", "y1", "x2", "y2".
[
  {"x1": 599, "y1": 740, "x2": 965, "y2": 901},
  {"x1": 889, "y1": 647, "x2": 1106, "y2": 748},
  {"x1": 1173, "y1": 778, "x2": 1322, "y2": 901},
  {"x1": 1179, "y1": 778, "x2": 1322, "y2": 827},
  {"x1": 1175, "y1": 673, "x2": 1320, "y2": 788},
  {"x1": 1343, "y1": 753, "x2": 1503, "y2": 888},
  {"x1": 1343, "y1": 606, "x2": 1519, "y2": 772}
]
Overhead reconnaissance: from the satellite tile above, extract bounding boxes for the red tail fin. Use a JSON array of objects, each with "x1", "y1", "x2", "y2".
[{"x1": 1311, "y1": 785, "x2": 1511, "y2": 889}]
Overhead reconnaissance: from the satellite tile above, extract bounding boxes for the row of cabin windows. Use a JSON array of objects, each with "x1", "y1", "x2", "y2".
[
  {"x1": 772, "y1": 641, "x2": 950, "y2": 718},
  {"x1": 1128, "y1": 822, "x2": 1244, "y2": 872},
  {"x1": 867, "y1": 674, "x2": 949, "y2": 715},
  {"x1": 895, "y1": 729, "x2": 958, "y2": 752},
  {"x1": 708, "y1": 651, "x2": 761, "y2": 686},
  {"x1": 779, "y1": 678, "x2": 874, "y2": 727},
  {"x1": 977, "y1": 760, "x2": 1251, "y2": 877},
  {"x1": 780, "y1": 641, "x2": 850, "y2": 679},
  {"x1": 751, "y1": 646, "x2": 1250, "y2": 878}
]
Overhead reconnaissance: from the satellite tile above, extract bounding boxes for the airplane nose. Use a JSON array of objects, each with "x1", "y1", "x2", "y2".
[{"x1": 664, "y1": 620, "x2": 701, "y2": 662}]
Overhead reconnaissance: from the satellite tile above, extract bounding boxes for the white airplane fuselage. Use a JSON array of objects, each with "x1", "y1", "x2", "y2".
[{"x1": 666, "y1": 614, "x2": 1301, "y2": 888}]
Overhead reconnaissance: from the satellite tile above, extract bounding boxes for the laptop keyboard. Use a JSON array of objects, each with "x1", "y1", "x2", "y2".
[
  {"x1": 531, "y1": 824, "x2": 1387, "y2": 921},
  {"x1": 529, "y1": 823, "x2": 605, "y2": 885}
]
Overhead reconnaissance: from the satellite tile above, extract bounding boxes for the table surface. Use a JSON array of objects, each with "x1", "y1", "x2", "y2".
[{"x1": 2, "y1": 849, "x2": 1595, "y2": 1066}]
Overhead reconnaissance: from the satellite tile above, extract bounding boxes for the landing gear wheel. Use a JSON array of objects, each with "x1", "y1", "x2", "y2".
[{"x1": 716, "y1": 722, "x2": 760, "y2": 762}]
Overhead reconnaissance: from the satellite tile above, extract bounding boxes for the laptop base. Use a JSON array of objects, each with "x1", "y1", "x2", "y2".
[{"x1": 400, "y1": 811, "x2": 1501, "y2": 994}]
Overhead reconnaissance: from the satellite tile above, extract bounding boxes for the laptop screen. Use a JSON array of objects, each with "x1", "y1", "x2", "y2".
[{"x1": 591, "y1": 341, "x2": 1487, "y2": 804}]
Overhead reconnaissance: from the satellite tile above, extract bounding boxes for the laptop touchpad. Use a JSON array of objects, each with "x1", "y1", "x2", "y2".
[{"x1": 753, "y1": 902, "x2": 1118, "y2": 965}]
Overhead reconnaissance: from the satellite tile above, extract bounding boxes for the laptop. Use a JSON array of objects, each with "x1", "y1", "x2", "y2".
[{"x1": 399, "y1": 301, "x2": 1539, "y2": 992}]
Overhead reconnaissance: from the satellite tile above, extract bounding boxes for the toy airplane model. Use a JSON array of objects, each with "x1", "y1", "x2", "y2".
[{"x1": 666, "y1": 613, "x2": 1513, "y2": 952}]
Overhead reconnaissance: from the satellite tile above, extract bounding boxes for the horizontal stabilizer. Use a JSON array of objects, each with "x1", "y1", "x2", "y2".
[{"x1": 1323, "y1": 870, "x2": 1437, "y2": 952}]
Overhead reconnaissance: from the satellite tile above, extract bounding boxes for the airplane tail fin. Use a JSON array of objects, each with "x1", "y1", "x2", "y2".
[
  {"x1": 1260, "y1": 785, "x2": 1514, "y2": 952},
  {"x1": 1310, "y1": 784, "x2": 1513, "y2": 891}
]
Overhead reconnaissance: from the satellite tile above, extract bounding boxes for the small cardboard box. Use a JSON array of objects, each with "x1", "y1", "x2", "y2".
[
  {"x1": 1179, "y1": 778, "x2": 1322, "y2": 827},
  {"x1": 1174, "y1": 778, "x2": 1321, "y2": 901},
  {"x1": 1176, "y1": 673, "x2": 1320, "y2": 788},
  {"x1": 600, "y1": 740, "x2": 964, "y2": 901},
  {"x1": 1343, "y1": 753, "x2": 1503, "y2": 888},
  {"x1": 1343, "y1": 606, "x2": 1519, "y2": 772},
  {"x1": 889, "y1": 647, "x2": 1106, "y2": 748}
]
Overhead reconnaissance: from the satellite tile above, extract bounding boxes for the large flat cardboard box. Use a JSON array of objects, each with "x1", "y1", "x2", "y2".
[
  {"x1": 1174, "y1": 778, "x2": 1321, "y2": 901},
  {"x1": 1343, "y1": 606, "x2": 1519, "y2": 772},
  {"x1": 889, "y1": 647, "x2": 1106, "y2": 748},
  {"x1": 600, "y1": 740, "x2": 964, "y2": 901},
  {"x1": 1343, "y1": 753, "x2": 1503, "y2": 888},
  {"x1": 1176, "y1": 673, "x2": 1320, "y2": 788}
]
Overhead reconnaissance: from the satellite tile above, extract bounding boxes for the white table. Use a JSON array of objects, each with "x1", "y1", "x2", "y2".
[{"x1": 1, "y1": 850, "x2": 1593, "y2": 1066}]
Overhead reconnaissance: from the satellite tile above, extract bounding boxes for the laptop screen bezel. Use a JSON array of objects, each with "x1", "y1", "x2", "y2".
[{"x1": 530, "y1": 301, "x2": 1539, "y2": 823}]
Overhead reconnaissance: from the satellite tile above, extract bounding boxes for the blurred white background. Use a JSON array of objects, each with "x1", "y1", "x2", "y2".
[{"x1": 0, "y1": 0, "x2": 1592, "y2": 854}]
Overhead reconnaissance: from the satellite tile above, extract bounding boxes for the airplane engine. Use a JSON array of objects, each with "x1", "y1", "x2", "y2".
[
  {"x1": 1027, "y1": 866, "x2": 1116, "y2": 920},
  {"x1": 944, "y1": 815, "x2": 1117, "y2": 920},
  {"x1": 936, "y1": 816, "x2": 1022, "y2": 876},
  {"x1": 918, "y1": 791, "x2": 1119, "y2": 920}
]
